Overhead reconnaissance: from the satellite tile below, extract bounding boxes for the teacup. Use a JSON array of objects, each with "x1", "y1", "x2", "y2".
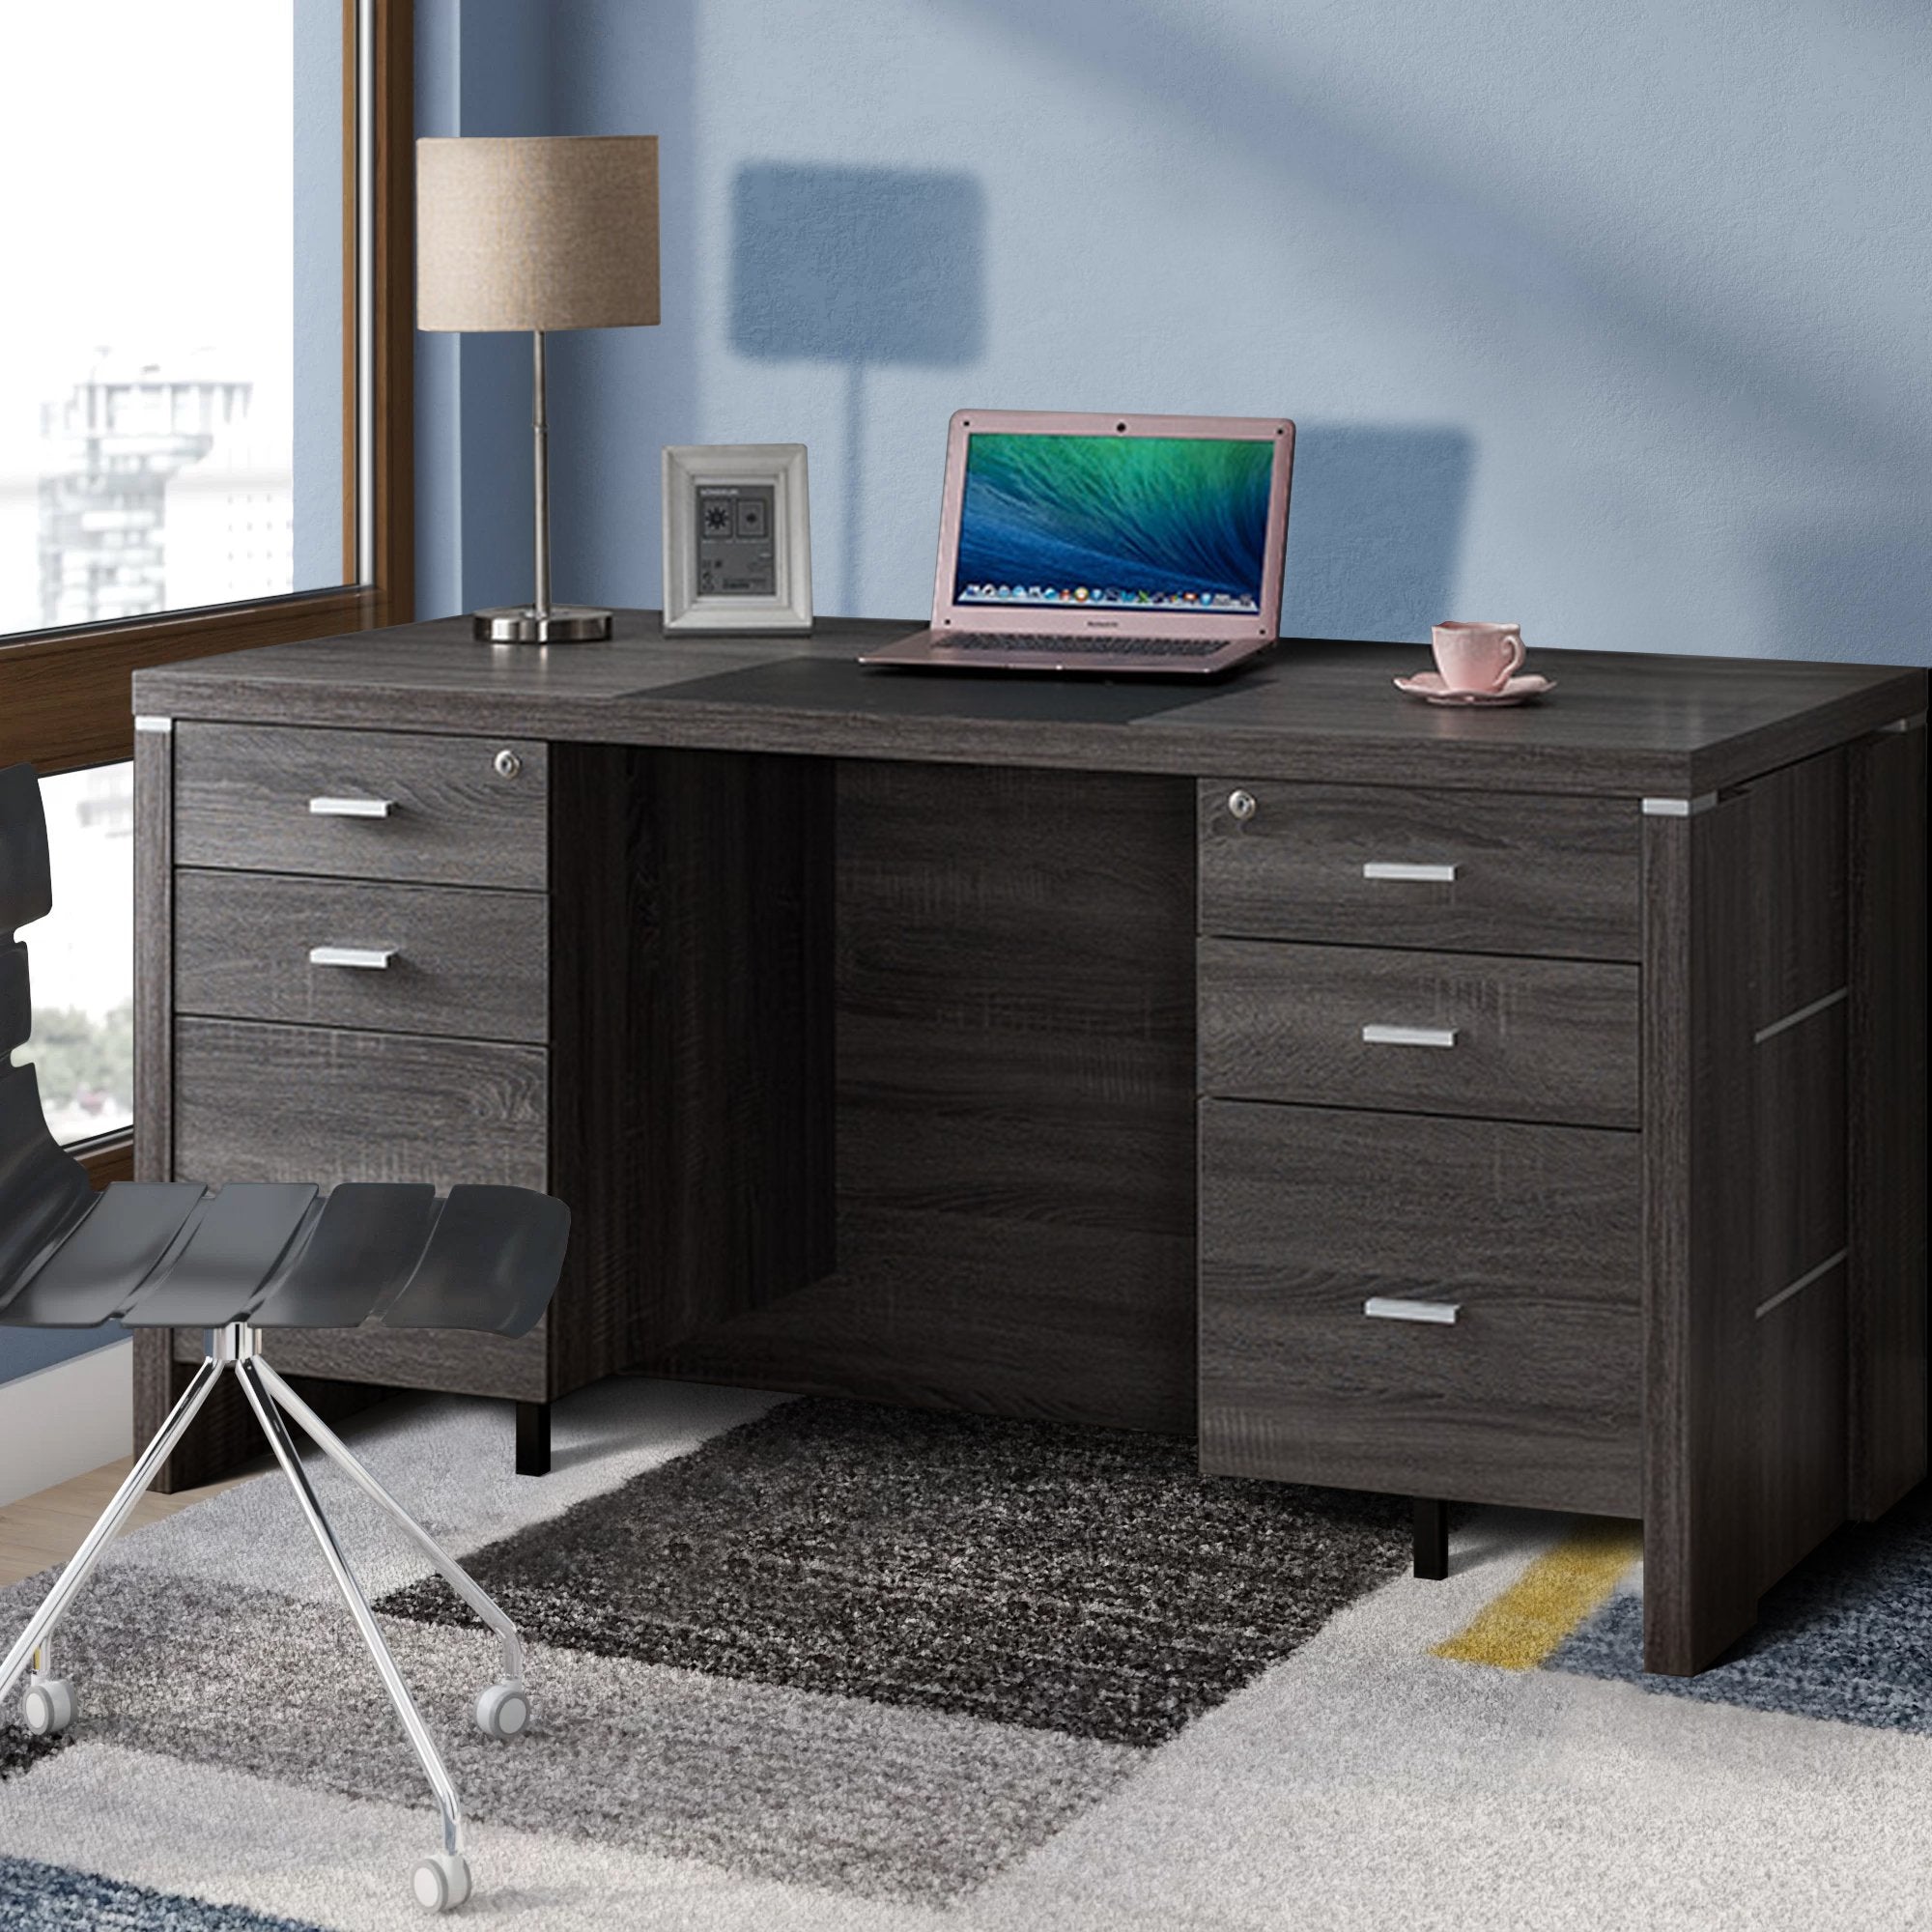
[{"x1": 1432, "y1": 621, "x2": 1526, "y2": 694}]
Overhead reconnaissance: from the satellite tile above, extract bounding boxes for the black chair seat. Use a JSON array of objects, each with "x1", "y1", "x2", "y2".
[{"x1": 0, "y1": 1168, "x2": 568, "y2": 1337}]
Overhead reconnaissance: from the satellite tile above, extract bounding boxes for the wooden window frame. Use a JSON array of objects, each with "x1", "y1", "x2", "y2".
[{"x1": 0, "y1": 0, "x2": 415, "y2": 1184}]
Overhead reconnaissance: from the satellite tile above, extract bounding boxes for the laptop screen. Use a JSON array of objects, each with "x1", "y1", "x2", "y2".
[{"x1": 952, "y1": 432, "x2": 1275, "y2": 616}]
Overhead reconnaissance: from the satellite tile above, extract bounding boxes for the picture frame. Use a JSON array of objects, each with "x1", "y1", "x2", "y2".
[{"x1": 661, "y1": 442, "x2": 812, "y2": 634}]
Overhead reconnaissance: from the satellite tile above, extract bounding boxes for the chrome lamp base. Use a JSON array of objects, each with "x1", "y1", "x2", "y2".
[{"x1": 473, "y1": 604, "x2": 612, "y2": 644}]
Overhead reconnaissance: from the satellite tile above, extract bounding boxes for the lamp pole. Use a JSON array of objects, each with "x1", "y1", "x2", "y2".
[{"x1": 531, "y1": 328, "x2": 551, "y2": 624}]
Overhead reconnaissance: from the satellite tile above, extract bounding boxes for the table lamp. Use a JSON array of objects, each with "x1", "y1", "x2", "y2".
[{"x1": 417, "y1": 135, "x2": 660, "y2": 643}]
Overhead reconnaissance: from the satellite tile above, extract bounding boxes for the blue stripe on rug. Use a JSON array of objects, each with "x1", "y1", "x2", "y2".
[
  {"x1": 1548, "y1": 1487, "x2": 1932, "y2": 1729},
  {"x1": 0, "y1": 1855, "x2": 327, "y2": 1931}
]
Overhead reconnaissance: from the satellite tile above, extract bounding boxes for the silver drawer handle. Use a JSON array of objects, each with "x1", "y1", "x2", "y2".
[
  {"x1": 1362, "y1": 861, "x2": 1459, "y2": 882},
  {"x1": 308, "y1": 945, "x2": 397, "y2": 971},
  {"x1": 1361, "y1": 1023, "x2": 1459, "y2": 1049},
  {"x1": 1365, "y1": 1296, "x2": 1462, "y2": 1325},
  {"x1": 309, "y1": 796, "x2": 396, "y2": 818}
]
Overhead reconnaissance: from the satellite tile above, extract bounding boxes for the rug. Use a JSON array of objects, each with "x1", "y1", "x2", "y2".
[
  {"x1": 4, "y1": 1378, "x2": 1932, "y2": 1930},
  {"x1": 378, "y1": 1398, "x2": 1411, "y2": 1748}
]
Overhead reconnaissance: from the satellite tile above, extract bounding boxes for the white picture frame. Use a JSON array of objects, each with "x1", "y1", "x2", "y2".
[{"x1": 661, "y1": 442, "x2": 812, "y2": 634}]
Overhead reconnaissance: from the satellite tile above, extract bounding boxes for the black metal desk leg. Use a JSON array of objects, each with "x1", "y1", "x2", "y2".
[
  {"x1": 1413, "y1": 1497, "x2": 1449, "y2": 1579},
  {"x1": 515, "y1": 1401, "x2": 552, "y2": 1476}
]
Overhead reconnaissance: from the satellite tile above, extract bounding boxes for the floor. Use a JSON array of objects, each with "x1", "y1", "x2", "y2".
[
  {"x1": 5, "y1": 1386, "x2": 1930, "y2": 1929},
  {"x1": 0, "y1": 1458, "x2": 247, "y2": 1590}
]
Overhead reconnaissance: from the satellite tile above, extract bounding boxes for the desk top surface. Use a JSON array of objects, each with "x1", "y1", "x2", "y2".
[{"x1": 133, "y1": 612, "x2": 1927, "y2": 797}]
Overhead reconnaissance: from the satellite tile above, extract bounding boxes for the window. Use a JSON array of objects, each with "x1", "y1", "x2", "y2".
[
  {"x1": 0, "y1": 0, "x2": 412, "y2": 1162},
  {"x1": 17, "y1": 765, "x2": 134, "y2": 1144},
  {"x1": 1, "y1": 2, "x2": 353, "y2": 638}
]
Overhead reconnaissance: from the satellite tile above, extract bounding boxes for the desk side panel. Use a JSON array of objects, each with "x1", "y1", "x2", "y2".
[
  {"x1": 1847, "y1": 721, "x2": 1928, "y2": 1517},
  {"x1": 1643, "y1": 750, "x2": 1855, "y2": 1674}
]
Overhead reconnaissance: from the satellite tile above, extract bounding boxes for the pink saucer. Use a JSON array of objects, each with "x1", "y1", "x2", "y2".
[{"x1": 1394, "y1": 670, "x2": 1555, "y2": 707}]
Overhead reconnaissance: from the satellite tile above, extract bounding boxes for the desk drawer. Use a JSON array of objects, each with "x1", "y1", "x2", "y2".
[
  {"x1": 1198, "y1": 781, "x2": 1638, "y2": 959},
  {"x1": 175, "y1": 870, "x2": 549, "y2": 1044},
  {"x1": 176, "y1": 724, "x2": 547, "y2": 889},
  {"x1": 1198, "y1": 939, "x2": 1638, "y2": 1127},
  {"x1": 175, "y1": 1321, "x2": 549, "y2": 1404},
  {"x1": 174, "y1": 1018, "x2": 547, "y2": 1191},
  {"x1": 1198, "y1": 1098, "x2": 1641, "y2": 1515}
]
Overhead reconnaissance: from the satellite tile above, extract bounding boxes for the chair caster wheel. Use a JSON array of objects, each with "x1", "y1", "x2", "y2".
[
  {"x1": 474, "y1": 1680, "x2": 529, "y2": 1740},
  {"x1": 21, "y1": 1679, "x2": 75, "y2": 1737},
  {"x1": 412, "y1": 1851, "x2": 470, "y2": 1913}
]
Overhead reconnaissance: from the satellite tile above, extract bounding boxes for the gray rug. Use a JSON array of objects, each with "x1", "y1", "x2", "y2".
[
  {"x1": 7, "y1": 1379, "x2": 1932, "y2": 1929},
  {"x1": 0, "y1": 1386, "x2": 1411, "y2": 1918},
  {"x1": 378, "y1": 1397, "x2": 1413, "y2": 1748}
]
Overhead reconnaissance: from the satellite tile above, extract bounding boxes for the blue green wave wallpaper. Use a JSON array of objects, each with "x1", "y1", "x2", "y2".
[{"x1": 952, "y1": 435, "x2": 1274, "y2": 612}]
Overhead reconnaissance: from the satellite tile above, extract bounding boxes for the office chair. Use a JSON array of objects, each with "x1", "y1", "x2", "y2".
[{"x1": 0, "y1": 762, "x2": 570, "y2": 1914}]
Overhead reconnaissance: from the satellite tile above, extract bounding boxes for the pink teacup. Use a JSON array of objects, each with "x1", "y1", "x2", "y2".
[{"x1": 1432, "y1": 621, "x2": 1526, "y2": 694}]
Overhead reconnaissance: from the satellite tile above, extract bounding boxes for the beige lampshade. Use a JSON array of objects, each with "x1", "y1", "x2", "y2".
[{"x1": 416, "y1": 135, "x2": 660, "y2": 332}]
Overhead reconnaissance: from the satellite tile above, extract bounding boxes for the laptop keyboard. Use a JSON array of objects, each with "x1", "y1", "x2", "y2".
[{"x1": 948, "y1": 633, "x2": 1226, "y2": 658}]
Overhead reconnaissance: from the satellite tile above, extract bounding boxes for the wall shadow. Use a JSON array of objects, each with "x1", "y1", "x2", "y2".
[
  {"x1": 730, "y1": 163, "x2": 985, "y2": 611},
  {"x1": 1279, "y1": 425, "x2": 1472, "y2": 642},
  {"x1": 1759, "y1": 519, "x2": 1932, "y2": 668}
]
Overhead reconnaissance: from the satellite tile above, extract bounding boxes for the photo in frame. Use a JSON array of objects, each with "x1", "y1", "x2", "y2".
[{"x1": 661, "y1": 442, "x2": 812, "y2": 633}]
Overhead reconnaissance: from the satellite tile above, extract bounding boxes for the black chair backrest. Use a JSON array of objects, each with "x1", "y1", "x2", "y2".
[
  {"x1": 1, "y1": 763, "x2": 52, "y2": 1064},
  {"x1": 0, "y1": 763, "x2": 92, "y2": 1299}
]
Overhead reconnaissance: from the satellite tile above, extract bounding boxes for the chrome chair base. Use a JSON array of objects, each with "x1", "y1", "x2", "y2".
[{"x1": 0, "y1": 1322, "x2": 528, "y2": 1915}]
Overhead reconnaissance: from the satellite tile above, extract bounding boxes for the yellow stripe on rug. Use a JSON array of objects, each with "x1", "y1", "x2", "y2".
[{"x1": 1434, "y1": 1520, "x2": 1643, "y2": 1670}]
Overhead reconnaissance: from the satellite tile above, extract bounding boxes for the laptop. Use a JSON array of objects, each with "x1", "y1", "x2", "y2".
[{"x1": 859, "y1": 409, "x2": 1294, "y2": 676}]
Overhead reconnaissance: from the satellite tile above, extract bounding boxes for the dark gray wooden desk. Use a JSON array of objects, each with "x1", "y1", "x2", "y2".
[{"x1": 130, "y1": 615, "x2": 1927, "y2": 1675}]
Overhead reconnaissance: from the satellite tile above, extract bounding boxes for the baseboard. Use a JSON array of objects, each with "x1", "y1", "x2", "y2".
[{"x1": 0, "y1": 1340, "x2": 133, "y2": 1509}]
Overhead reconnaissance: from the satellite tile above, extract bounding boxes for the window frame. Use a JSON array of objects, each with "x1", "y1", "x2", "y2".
[{"x1": 0, "y1": 0, "x2": 415, "y2": 1180}]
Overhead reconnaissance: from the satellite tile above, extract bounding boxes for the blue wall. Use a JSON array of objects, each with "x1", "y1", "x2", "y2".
[{"x1": 419, "y1": 0, "x2": 1931, "y2": 660}]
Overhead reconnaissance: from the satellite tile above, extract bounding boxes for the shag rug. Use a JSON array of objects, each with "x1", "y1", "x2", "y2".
[{"x1": 3, "y1": 1377, "x2": 1931, "y2": 1929}]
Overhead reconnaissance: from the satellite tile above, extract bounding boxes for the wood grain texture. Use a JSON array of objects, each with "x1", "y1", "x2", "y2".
[
  {"x1": 131, "y1": 727, "x2": 191, "y2": 1490},
  {"x1": 133, "y1": 729, "x2": 174, "y2": 1188},
  {"x1": 1846, "y1": 722, "x2": 1929, "y2": 1518},
  {"x1": 545, "y1": 744, "x2": 835, "y2": 1397},
  {"x1": 129, "y1": 623, "x2": 1929, "y2": 802},
  {"x1": 654, "y1": 761, "x2": 1200, "y2": 1436},
  {"x1": 1641, "y1": 749, "x2": 1857, "y2": 1673},
  {"x1": 172, "y1": 1019, "x2": 547, "y2": 1189},
  {"x1": 1198, "y1": 1099, "x2": 1642, "y2": 1515},
  {"x1": 1746, "y1": 753, "x2": 1852, "y2": 1589},
  {"x1": 174, "y1": 724, "x2": 548, "y2": 888},
  {"x1": 184, "y1": 1322, "x2": 547, "y2": 1403},
  {"x1": 1641, "y1": 790, "x2": 1761, "y2": 1674},
  {"x1": 1198, "y1": 938, "x2": 1638, "y2": 1127},
  {"x1": 173, "y1": 869, "x2": 549, "y2": 1043},
  {"x1": 1198, "y1": 781, "x2": 1640, "y2": 960}
]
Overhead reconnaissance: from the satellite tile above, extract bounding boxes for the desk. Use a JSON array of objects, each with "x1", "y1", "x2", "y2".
[{"x1": 129, "y1": 616, "x2": 1927, "y2": 1675}]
